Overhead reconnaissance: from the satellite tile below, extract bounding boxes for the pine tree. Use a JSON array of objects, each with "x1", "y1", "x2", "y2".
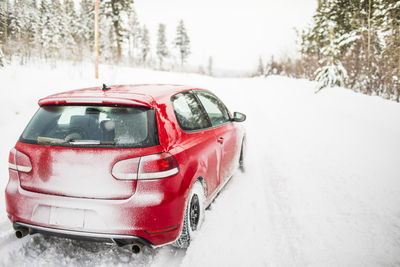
[
  {"x1": 100, "y1": 22, "x2": 116, "y2": 62},
  {"x1": 300, "y1": 0, "x2": 333, "y2": 67},
  {"x1": 0, "y1": 0, "x2": 8, "y2": 44},
  {"x1": 37, "y1": 0, "x2": 63, "y2": 61},
  {"x1": 62, "y1": 0, "x2": 79, "y2": 60},
  {"x1": 78, "y1": 0, "x2": 94, "y2": 43},
  {"x1": 25, "y1": 0, "x2": 39, "y2": 59},
  {"x1": 208, "y1": 56, "x2": 213, "y2": 76},
  {"x1": 174, "y1": 19, "x2": 190, "y2": 66},
  {"x1": 8, "y1": 0, "x2": 38, "y2": 62},
  {"x1": 140, "y1": 25, "x2": 150, "y2": 65},
  {"x1": 342, "y1": 0, "x2": 383, "y2": 94},
  {"x1": 8, "y1": 0, "x2": 21, "y2": 42},
  {"x1": 127, "y1": 5, "x2": 140, "y2": 63},
  {"x1": 0, "y1": 45, "x2": 4, "y2": 67},
  {"x1": 314, "y1": 26, "x2": 348, "y2": 92},
  {"x1": 265, "y1": 56, "x2": 276, "y2": 75},
  {"x1": 76, "y1": 0, "x2": 94, "y2": 60},
  {"x1": 300, "y1": 0, "x2": 385, "y2": 95},
  {"x1": 101, "y1": 0, "x2": 134, "y2": 61},
  {"x1": 51, "y1": 0, "x2": 64, "y2": 52},
  {"x1": 382, "y1": 0, "x2": 400, "y2": 101},
  {"x1": 256, "y1": 56, "x2": 265, "y2": 76},
  {"x1": 156, "y1": 23, "x2": 168, "y2": 69}
]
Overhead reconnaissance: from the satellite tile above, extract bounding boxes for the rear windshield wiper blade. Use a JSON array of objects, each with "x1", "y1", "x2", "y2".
[
  {"x1": 68, "y1": 140, "x2": 116, "y2": 145},
  {"x1": 68, "y1": 140, "x2": 100, "y2": 145},
  {"x1": 37, "y1": 136, "x2": 65, "y2": 145},
  {"x1": 100, "y1": 141, "x2": 116, "y2": 145},
  {"x1": 37, "y1": 137, "x2": 115, "y2": 146}
]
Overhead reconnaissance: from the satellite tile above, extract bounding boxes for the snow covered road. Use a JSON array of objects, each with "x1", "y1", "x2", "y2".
[{"x1": 1, "y1": 64, "x2": 400, "y2": 266}]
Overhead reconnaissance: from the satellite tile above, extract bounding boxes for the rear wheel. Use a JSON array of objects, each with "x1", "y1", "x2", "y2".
[{"x1": 174, "y1": 181, "x2": 205, "y2": 248}]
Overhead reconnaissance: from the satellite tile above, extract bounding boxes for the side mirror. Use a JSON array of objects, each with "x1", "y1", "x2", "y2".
[{"x1": 232, "y1": 112, "x2": 246, "y2": 122}]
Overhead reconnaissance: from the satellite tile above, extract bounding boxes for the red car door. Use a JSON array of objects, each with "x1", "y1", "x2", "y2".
[
  {"x1": 194, "y1": 91, "x2": 240, "y2": 183},
  {"x1": 170, "y1": 92, "x2": 221, "y2": 194}
]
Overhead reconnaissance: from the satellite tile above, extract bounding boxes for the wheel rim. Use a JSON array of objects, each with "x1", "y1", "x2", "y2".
[{"x1": 189, "y1": 194, "x2": 200, "y2": 231}]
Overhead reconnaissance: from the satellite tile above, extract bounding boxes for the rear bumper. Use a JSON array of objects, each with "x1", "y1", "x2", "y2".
[
  {"x1": 13, "y1": 222, "x2": 152, "y2": 247},
  {"x1": 6, "y1": 169, "x2": 186, "y2": 246}
]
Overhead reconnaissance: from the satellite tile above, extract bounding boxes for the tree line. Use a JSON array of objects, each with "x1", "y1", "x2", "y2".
[
  {"x1": 0, "y1": 0, "x2": 191, "y2": 70},
  {"x1": 257, "y1": 0, "x2": 400, "y2": 102}
]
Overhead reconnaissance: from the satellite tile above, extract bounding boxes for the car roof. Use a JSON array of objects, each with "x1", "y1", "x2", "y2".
[{"x1": 38, "y1": 84, "x2": 202, "y2": 107}]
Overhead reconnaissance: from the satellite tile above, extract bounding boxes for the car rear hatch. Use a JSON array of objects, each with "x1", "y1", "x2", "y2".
[
  {"x1": 15, "y1": 144, "x2": 162, "y2": 199},
  {"x1": 16, "y1": 104, "x2": 161, "y2": 200}
]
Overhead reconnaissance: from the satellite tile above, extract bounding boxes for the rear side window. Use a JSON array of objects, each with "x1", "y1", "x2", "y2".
[
  {"x1": 20, "y1": 105, "x2": 158, "y2": 148},
  {"x1": 171, "y1": 92, "x2": 211, "y2": 131},
  {"x1": 195, "y1": 91, "x2": 231, "y2": 126}
]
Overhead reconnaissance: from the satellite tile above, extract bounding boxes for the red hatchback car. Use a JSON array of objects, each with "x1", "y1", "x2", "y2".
[{"x1": 5, "y1": 84, "x2": 246, "y2": 253}]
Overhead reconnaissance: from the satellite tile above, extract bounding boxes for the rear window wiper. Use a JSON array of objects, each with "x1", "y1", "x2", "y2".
[
  {"x1": 37, "y1": 137, "x2": 115, "y2": 146},
  {"x1": 37, "y1": 136, "x2": 65, "y2": 145},
  {"x1": 68, "y1": 140, "x2": 116, "y2": 145}
]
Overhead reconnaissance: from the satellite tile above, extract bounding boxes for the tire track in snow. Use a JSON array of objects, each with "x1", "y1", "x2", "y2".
[
  {"x1": 0, "y1": 230, "x2": 188, "y2": 267},
  {"x1": 260, "y1": 156, "x2": 307, "y2": 267}
]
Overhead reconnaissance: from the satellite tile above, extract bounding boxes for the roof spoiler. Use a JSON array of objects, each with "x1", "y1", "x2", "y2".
[{"x1": 38, "y1": 97, "x2": 150, "y2": 107}]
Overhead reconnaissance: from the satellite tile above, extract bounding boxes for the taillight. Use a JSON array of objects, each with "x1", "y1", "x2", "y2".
[
  {"x1": 8, "y1": 148, "x2": 32, "y2": 173},
  {"x1": 138, "y1": 153, "x2": 179, "y2": 179},
  {"x1": 112, "y1": 152, "x2": 179, "y2": 180},
  {"x1": 111, "y1": 157, "x2": 140, "y2": 180}
]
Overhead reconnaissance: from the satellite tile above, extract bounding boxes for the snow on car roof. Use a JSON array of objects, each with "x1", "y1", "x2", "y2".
[{"x1": 38, "y1": 84, "x2": 197, "y2": 107}]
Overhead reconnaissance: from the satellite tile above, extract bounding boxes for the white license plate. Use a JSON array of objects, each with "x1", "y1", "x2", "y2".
[{"x1": 49, "y1": 207, "x2": 84, "y2": 228}]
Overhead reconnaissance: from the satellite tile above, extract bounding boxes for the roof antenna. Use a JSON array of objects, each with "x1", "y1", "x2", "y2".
[{"x1": 102, "y1": 84, "x2": 111, "y2": 91}]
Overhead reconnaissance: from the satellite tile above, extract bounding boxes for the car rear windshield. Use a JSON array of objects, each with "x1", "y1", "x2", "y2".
[{"x1": 19, "y1": 105, "x2": 158, "y2": 148}]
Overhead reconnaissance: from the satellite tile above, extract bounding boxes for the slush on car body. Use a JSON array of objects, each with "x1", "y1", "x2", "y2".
[{"x1": 5, "y1": 84, "x2": 246, "y2": 253}]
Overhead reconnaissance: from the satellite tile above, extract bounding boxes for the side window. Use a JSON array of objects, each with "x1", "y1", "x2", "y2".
[
  {"x1": 195, "y1": 91, "x2": 230, "y2": 127},
  {"x1": 171, "y1": 92, "x2": 211, "y2": 131}
]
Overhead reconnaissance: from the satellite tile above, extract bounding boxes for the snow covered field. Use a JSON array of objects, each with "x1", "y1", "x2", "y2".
[{"x1": 1, "y1": 63, "x2": 400, "y2": 266}]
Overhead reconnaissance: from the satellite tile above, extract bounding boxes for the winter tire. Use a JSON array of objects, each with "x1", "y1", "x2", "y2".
[{"x1": 174, "y1": 180, "x2": 205, "y2": 248}]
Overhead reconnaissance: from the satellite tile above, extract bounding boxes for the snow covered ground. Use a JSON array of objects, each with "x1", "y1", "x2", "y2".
[{"x1": 1, "y1": 63, "x2": 400, "y2": 266}]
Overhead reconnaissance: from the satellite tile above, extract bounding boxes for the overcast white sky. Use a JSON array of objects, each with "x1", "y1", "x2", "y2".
[{"x1": 135, "y1": 0, "x2": 317, "y2": 72}]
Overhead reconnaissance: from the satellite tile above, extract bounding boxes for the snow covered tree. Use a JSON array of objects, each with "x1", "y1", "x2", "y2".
[
  {"x1": 78, "y1": 0, "x2": 94, "y2": 46},
  {"x1": 0, "y1": 0, "x2": 195, "y2": 71},
  {"x1": 75, "y1": 0, "x2": 93, "y2": 60},
  {"x1": 300, "y1": 0, "x2": 390, "y2": 97},
  {"x1": 8, "y1": 0, "x2": 20, "y2": 39},
  {"x1": 156, "y1": 23, "x2": 168, "y2": 68},
  {"x1": 101, "y1": 0, "x2": 134, "y2": 61},
  {"x1": 381, "y1": 0, "x2": 400, "y2": 101},
  {"x1": 174, "y1": 19, "x2": 190, "y2": 66},
  {"x1": 0, "y1": 45, "x2": 4, "y2": 67},
  {"x1": 265, "y1": 55, "x2": 284, "y2": 76},
  {"x1": 256, "y1": 56, "x2": 265, "y2": 76},
  {"x1": 62, "y1": 0, "x2": 79, "y2": 59},
  {"x1": 300, "y1": 0, "x2": 332, "y2": 68},
  {"x1": 127, "y1": 6, "x2": 140, "y2": 63},
  {"x1": 0, "y1": 0, "x2": 8, "y2": 44},
  {"x1": 140, "y1": 25, "x2": 150, "y2": 65},
  {"x1": 98, "y1": 10, "x2": 116, "y2": 62},
  {"x1": 314, "y1": 26, "x2": 348, "y2": 92},
  {"x1": 208, "y1": 56, "x2": 213, "y2": 76},
  {"x1": 37, "y1": 0, "x2": 64, "y2": 61},
  {"x1": 7, "y1": 0, "x2": 38, "y2": 62}
]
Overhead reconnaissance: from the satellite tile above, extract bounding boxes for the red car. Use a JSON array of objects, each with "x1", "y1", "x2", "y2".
[{"x1": 5, "y1": 84, "x2": 246, "y2": 253}]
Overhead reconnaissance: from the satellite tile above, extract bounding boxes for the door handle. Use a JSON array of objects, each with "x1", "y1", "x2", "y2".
[{"x1": 217, "y1": 137, "x2": 224, "y2": 144}]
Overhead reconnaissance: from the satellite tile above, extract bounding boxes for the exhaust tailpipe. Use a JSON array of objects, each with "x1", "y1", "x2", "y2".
[
  {"x1": 15, "y1": 228, "x2": 29, "y2": 239},
  {"x1": 131, "y1": 242, "x2": 143, "y2": 254}
]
